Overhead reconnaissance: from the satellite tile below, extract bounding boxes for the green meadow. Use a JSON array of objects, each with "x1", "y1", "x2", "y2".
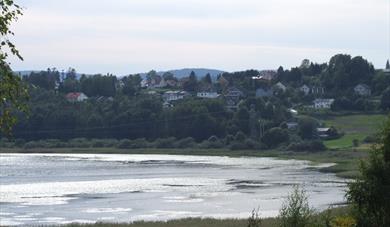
[{"x1": 323, "y1": 114, "x2": 388, "y2": 150}]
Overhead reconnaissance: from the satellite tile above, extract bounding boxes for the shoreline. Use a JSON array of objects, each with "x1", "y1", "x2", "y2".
[{"x1": 0, "y1": 147, "x2": 365, "y2": 179}]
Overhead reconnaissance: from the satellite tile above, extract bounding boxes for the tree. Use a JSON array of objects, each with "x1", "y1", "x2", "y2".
[
  {"x1": 347, "y1": 116, "x2": 390, "y2": 226},
  {"x1": 183, "y1": 71, "x2": 198, "y2": 92},
  {"x1": 0, "y1": 0, "x2": 28, "y2": 136},
  {"x1": 386, "y1": 60, "x2": 389, "y2": 70},
  {"x1": 261, "y1": 127, "x2": 289, "y2": 148},
  {"x1": 298, "y1": 117, "x2": 318, "y2": 140},
  {"x1": 381, "y1": 87, "x2": 390, "y2": 110},
  {"x1": 202, "y1": 73, "x2": 212, "y2": 84}
]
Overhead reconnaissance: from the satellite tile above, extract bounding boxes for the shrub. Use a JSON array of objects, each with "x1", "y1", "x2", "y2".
[
  {"x1": 69, "y1": 138, "x2": 91, "y2": 148},
  {"x1": 331, "y1": 216, "x2": 356, "y2": 227},
  {"x1": 278, "y1": 185, "x2": 314, "y2": 227},
  {"x1": 116, "y1": 139, "x2": 132, "y2": 149},
  {"x1": 199, "y1": 140, "x2": 223, "y2": 149},
  {"x1": 363, "y1": 134, "x2": 378, "y2": 143},
  {"x1": 154, "y1": 137, "x2": 176, "y2": 148},
  {"x1": 174, "y1": 137, "x2": 196, "y2": 148},
  {"x1": 130, "y1": 138, "x2": 150, "y2": 148},
  {"x1": 235, "y1": 131, "x2": 247, "y2": 142},
  {"x1": 244, "y1": 138, "x2": 260, "y2": 150},
  {"x1": 261, "y1": 127, "x2": 289, "y2": 148},
  {"x1": 229, "y1": 142, "x2": 247, "y2": 150},
  {"x1": 224, "y1": 134, "x2": 235, "y2": 145},
  {"x1": 92, "y1": 140, "x2": 105, "y2": 148},
  {"x1": 208, "y1": 135, "x2": 219, "y2": 143},
  {"x1": 23, "y1": 141, "x2": 43, "y2": 149},
  {"x1": 247, "y1": 208, "x2": 262, "y2": 227},
  {"x1": 14, "y1": 139, "x2": 25, "y2": 147},
  {"x1": 287, "y1": 140, "x2": 326, "y2": 152}
]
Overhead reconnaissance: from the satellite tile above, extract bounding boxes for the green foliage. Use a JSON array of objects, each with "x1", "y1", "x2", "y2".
[
  {"x1": 298, "y1": 116, "x2": 318, "y2": 140},
  {"x1": 287, "y1": 140, "x2": 326, "y2": 152},
  {"x1": 247, "y1": 208, "x2": 262, "y2": 227},
  {"x1": 261, "y1": 127, "x2": 289, "y2": 148},
  {"x1": 381, "y1": 87, "x2": 390, "y2": 110},
  {"x1": 347, "y1": 116, "x2": 390, "y2": 226},
  {"x1": 0, "y1": 0, "x2": 28, "y2": 136},
  {"x1": 278, "y1": 186, "x2": 314, "y2": 227}
]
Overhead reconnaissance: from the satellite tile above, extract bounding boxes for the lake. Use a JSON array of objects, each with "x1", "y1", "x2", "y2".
[{"x1": 0, "y1": 153, "x2": 346, "y2": 225}]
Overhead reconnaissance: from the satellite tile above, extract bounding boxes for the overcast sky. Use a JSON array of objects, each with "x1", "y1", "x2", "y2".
[{"x1": 8, "y1": 0, "x2": 390, "y2": 75}]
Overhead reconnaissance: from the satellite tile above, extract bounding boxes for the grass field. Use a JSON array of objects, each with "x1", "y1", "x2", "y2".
[{"x1": 322, "y1": 114, "x2": 388, "y2": 150}]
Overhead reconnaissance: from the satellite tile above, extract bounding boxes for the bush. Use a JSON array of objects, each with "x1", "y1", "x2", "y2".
[
  {"x1": 247, "y1": 208, "x2": 262, "y2": 227},
  {"x1": 235, "y1": 131, "x2": 247, "y2": 142},
  {"x1": 199, "y1": 140, "x2": 224, "y2": 149},
  {"x1": 287, "y1": 140, "x2": 326, "y2": 152},
  {"x1": 278, "y1": 186, "x2": 314, "y2": 227},
  {"x1": 14, "y1": 139, "x2": 25, "y2": 147},
  {"x1": 130, "y1": 138, "x2": 150, "y2": 148},
  {"x1": 363, "y1": 134, "x2": 378, "y2": 143},
  {"x1": 153, "y1": 137, "x2": 176, "y2": 148},
  {"x1": 229, "y1": 142, "x2": 247, "y2": 150},
  {"x1": 244, "y1": 138, "x2": 261, "y2": 150},
  {"x1": 261, "y1": 127, "x2": 289, "y2": 148},
  {"x1": 224, "y1": 134, "x2": 235, "y2": 145},
  {"x1": 174, "y1": 137, "x2": 196, "y2": 148},
  {"x1": 69, "y1": 138, "x2": 91, "y2": 148},
  {"x1": 116, "y1": 139, "x2": 132, "y2": 149},
  {"x1": 23, "y1": 141, "x2": 44, "y2": 149},
  {"x1": 208, "y1": 135, "x2": 219, "y2": 143},
  {"x1": 91, "y1": 140, "x2": 105, "y2": 148}
]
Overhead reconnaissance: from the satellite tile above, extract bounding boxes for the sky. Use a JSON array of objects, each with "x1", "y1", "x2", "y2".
[{"x1": 8, "y1": 0, "x2": 390, "y2": 75}]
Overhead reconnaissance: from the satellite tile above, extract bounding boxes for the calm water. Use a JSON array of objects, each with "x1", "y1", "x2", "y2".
[{"x1": 0, "y1": 153, "x2": 346, "y2": 225}]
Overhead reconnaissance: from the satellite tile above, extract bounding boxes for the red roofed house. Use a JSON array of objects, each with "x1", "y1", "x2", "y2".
[{"x1": 65, "y1": 92, "x2": 88, "y2": 102}]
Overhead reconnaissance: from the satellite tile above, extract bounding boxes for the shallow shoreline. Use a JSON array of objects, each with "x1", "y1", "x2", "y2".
[{"x1": 0, "y1": 147, "x2": 365, "y2": 179}]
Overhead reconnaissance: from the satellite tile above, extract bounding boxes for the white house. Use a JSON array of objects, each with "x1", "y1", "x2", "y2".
[
  {"x1": 313, "y1": 99, "x2": 334, "y2": 109},
  {"x1": 162, "y1": 91, "x2": 188, "y2": 102},
  {"x1": 300, "y1": 85, "x2": 310, "y2": 95},
  {"x1": 354, "y1": 84, "x2": 371, "y2": 96},
  {"x1": 65, "y1": 92, "x2": 88, "y2": 102},
  {"x1": 197, "y1": 92, "x2": 220, "y2": 99}
]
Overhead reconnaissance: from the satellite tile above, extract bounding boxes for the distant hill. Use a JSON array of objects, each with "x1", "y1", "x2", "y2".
[{"x1": 139, "y1": 68, "x2": 225, "y2": 80}]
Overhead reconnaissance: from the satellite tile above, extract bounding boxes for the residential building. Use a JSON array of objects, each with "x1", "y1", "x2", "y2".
[
  {"x1": 313, "y1": 99, "x2": 334, "y2": 109},
  {"x1": 317, "y1": 128, "x2": 332, "y2": 139},
  {"x1": 197, "y1": 91, "x2": 220, "y2": 99},
  {"x1": 162, "y1": 91, "x2": 188, "y2": 102},
  {"x1": 65, "y1": 92, "x2": 88, "y2": 102},
  {"x1": 300, "y1": 85, "x2": 310, "y2": 95},
  {"x1": 354, "y1": 84, "x2": 371, "y2": 96}
]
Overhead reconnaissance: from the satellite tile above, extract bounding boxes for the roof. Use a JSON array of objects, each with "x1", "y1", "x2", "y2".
[
  {"x1": 317, "y1": 128, "x2": 330, "y2": 132},
  {"x1": 314, "y1": 98, "x2": 334, "y2": 103},
  {"x1": 66, "y1": 92, "x2": 86, "y2": 99},
  {"x1": 354, "y1": 84, "x2": 370, "y2": 90}
]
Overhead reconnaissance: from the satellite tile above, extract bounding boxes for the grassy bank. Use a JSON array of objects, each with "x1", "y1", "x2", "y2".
[
  {"x1": 0, "y1": 147, "x2": 365, "y2": 179},
  {"x1": 49, "y1": 207, "x2": 351, "y2": 227}
]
